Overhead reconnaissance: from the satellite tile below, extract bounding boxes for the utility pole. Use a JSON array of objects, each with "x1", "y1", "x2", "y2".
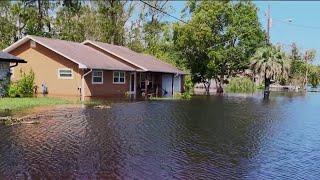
[{"x1": 266, "y1": 5, "x2": 271, "y2": 45}]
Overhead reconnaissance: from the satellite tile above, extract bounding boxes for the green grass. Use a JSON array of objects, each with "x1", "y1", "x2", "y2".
[
  {"x1": 226, "y1": 77, "x2": 257, "y2": 93},
  {"x1": 0, "y1": 97, "x2": 74, "y2": 111}
]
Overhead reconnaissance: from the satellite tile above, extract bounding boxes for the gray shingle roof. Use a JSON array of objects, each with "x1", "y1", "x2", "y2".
[
  {"x1": 28, "y1": 36, "x2": 135, "y2": 71},
  {"x1": 83, "y1": 40, "x2": 187, "y2": 74},
  {"x1": 0, "y1": 51, "x2": 26, "y2": 63}
]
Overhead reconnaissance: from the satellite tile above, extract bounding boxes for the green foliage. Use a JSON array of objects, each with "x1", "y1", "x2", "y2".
[
  {"x1": 173, "y1": 92, "x2": 191, "y2": 100},
  {"x1": 226, "y1": 77, "x2": 256, "y2": 93},
  {"x1": 250, "y1": 45, "x2": 291, "y2": 91},
  {"x1": 183, "y1": 75, "x2": 194, "y2": 94},
  {"x1": 288, "y1": 43, "x2": 317, "y2": 87},
  {"x1": 0, "y1": 0, "x2": 16, "y2": 49},
  {"x1": 250, "y1": 45, "x2": 290, "y2": 80},
  {"x1": 8, "y1": 70, "x2": 35, "y2": 98},
  {"x1": 309, "y1": 72, "x2": 319, "y2": 88},
  {"x1": 308, "y1": 66, "x2": 320, "y2": 88},
  {"x1": 174, "y1": 1, "x2": 265, "y2": 92}
]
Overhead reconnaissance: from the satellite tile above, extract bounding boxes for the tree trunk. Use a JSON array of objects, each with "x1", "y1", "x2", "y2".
[
  {"x1": 37, "y1": 0, "x2": 43, "y2": 32},
  {"x1": 304, "y1": 67, "x2": 308, "y2": 91},
  {"x1": 216, "y1": 75, "x2": 224, "y2": 94},
  {"x1": 264, "y1": 77, "x2": 271, "y2": 99},
  {"x1": 203, "y1": 82, "x2": 210, "y2": 95}
]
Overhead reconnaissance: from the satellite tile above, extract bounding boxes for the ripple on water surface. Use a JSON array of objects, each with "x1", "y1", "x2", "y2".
[{"x1": 1, "y1": 93, "x2": 320, "y2": 179}]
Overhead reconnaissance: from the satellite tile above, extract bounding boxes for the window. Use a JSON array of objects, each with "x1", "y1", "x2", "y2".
[
  {"x1": 92, "y1": 70, "x2": 103, "y2": 84},
  {"x1": 58, "y1": 68, "x2": 73, "y2": 79},
  {"x1": 113, "y1": 71, "x2": 125, "y2": 84}
]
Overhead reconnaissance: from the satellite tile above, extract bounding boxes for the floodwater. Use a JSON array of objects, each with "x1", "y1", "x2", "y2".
[{"x1": 1, "y1": 92, "x2": 320, "y2": 179}]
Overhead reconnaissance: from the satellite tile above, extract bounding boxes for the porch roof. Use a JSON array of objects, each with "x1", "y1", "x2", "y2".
[{"x1": 0, "y1": 51, "x2": 26, "y2": 63}]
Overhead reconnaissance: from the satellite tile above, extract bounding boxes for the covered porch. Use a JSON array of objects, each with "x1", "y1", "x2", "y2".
[{"x1": 128, "y1": 71, "x2": 184, "y2": 98}]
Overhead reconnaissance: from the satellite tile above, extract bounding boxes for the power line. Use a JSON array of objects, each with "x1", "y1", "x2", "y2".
[
  {"x1": 139, "y1": 0, "x2": 187, "y2": 24},
  {"x1": 139, "y1": 0, "x2": 259, "y2": 47},
  {"x1": 273, "y1": 18, "x2": 320, "y2": 30}
]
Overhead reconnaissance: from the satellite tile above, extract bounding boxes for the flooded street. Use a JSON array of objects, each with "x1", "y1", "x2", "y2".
[{"x1": 1, "y1": 92, "x2": 320, "y2": 179}]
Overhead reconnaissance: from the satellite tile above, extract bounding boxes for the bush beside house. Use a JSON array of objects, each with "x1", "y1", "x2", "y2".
[{"x1": 7, "y1": 70, "x2": 35, "y2": 98}]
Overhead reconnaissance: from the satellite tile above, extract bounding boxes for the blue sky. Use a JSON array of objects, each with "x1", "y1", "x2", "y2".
[{"x1": 166, "y1": 1, "x2": 320, "y2": 63}]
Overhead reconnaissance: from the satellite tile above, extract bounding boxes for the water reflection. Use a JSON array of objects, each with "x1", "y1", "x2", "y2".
[{"x1": 1, "y1": 92, "x2": 320, "y2": 179}]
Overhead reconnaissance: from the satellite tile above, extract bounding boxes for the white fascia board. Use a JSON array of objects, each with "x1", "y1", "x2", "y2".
[
  {"x1": 78, "y1": 64, "x2": 88, "y2": 69},
  {"x1": 3, "y1": 36, "x2": 30, "y2": 52},
  {"x1": 4, "y1": 35, "x2": 88, "y2": 69}
]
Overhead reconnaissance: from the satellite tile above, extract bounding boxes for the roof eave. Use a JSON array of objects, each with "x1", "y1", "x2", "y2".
[{"x1": 4, "y1": 35, "x2": 92, "y2": 69}]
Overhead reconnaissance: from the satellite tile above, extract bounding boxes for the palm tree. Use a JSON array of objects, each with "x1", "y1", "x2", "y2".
[{"x1": 250, "y1": 45, "x2": 290, "y2": 99}]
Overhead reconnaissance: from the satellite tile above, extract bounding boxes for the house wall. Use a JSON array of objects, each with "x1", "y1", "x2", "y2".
[
  {"x1": 0, "y1": 62, "x2": 10, "y2": 96},
  {"x1": 6, "y1": 39, "x2": 185, "y2": 98},
  {"x1": 9, "y1": 40, "x2": 82, "y2": 96},
  {"x1": 84, "y1": 70, "x2": 130, "y2": 98}
]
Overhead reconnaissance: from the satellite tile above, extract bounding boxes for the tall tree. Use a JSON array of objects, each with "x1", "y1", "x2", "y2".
[
  {"x1": 289, "y1": 43, "x2": 317, "y2": 88},
  {"x1": 0, "y1": 1, "x2": 16, "y2": 49},
  {"x1": 54, "y1": 0, "x2": 86, "y2": 42},
  {"x1": 303, "y1": 49, "x2": 316, "y2": 89},
  {"x1": 141, "y1": 0, "x2": 171, "y2": 55},
  {"x1": 97, "y1": 0, "x2": 134, "y2": 45},
  {"x1": 174, "y1": 1, "x2": 265, "y2": 94}
]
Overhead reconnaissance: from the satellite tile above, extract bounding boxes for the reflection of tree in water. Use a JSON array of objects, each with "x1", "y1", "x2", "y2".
[{"x1": 168, "y1": 96, "x2": 292, "y2": 179}]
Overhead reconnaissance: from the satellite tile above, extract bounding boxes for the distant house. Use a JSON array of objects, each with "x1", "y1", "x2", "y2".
[
  {"x1": 4, "y1": 35, "x2": 186, "y2": 99},
  {"x1": 0, "y1": 51, "x2": 26, "y2": 97}
]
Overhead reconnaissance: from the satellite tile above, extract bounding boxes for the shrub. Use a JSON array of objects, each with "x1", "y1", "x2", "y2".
[
  {"x1": 309, "y1": 71, "x2": 319, "y2": 88},
  {"x1": 183, "y1": 75, "x2": 194, "y2": 94},
  {"x1": 173, "y1": 92, "x2": 191, "y2": 100},
  {"x1": 7, "y1": 70, "x2": 35, "y2": 98},
  {"x1": 226, "y1": 77, "x2": 256, "y2": 93},
  {"x1": 7, "y1": 83, "x2": 20, "y2": 97},
  {"x1": 181, "y1": 92, "x2": 191, "y2": 99}
]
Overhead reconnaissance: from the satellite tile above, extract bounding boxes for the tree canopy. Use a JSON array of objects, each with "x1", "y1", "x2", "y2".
[{"x1": 174, "y1": 1, "x2": 265, "y2": 93}]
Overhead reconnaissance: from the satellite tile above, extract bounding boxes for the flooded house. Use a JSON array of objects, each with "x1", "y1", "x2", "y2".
[
  {"x1": 3, "y1": 35, "x2": 186, "y2": 99},
  {"x1": 0, "y1": 51, "x2": 26, "y2": 97}
]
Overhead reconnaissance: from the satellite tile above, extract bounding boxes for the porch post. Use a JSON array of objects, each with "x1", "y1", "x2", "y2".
[
  {"x1": 172, "y1": 73, "x2": 174, "y2": 96},
  {"x1": 81, "y1": 69, "x2": 92, "y2": 101},
  {"x1": 134, "y1": 72, "x2": 137, "y2": 98}
]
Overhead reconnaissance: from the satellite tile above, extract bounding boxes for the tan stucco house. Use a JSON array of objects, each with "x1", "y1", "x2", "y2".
[{"x1": 4, "y1": 35, "x2": 186, "y2": 99}]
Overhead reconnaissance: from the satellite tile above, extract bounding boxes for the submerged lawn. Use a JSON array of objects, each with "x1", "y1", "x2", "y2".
[{"x1": 0, "y1": 97, "x2": 74, "y2": 111}]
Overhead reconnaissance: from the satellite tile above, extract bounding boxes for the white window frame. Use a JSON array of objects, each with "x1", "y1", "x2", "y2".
[
  {"x1": 113, "y1": 71, "x2": 125, "y2": 84},
  {"x1": 58, "y1": 68, "x2": 73, "y2": 79},
  {"x1": 92, "y1": 70, "x2": 104, "y2": 84}
]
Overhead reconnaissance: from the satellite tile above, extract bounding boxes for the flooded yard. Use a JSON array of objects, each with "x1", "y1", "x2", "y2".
[{"x1": 1, "y1": 92, "x2": 320, "y2": 179}]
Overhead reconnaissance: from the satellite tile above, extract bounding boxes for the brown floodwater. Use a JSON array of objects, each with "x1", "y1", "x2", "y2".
[{"x1": 0, "y1": 92, "x2": 320, "y2": 179}]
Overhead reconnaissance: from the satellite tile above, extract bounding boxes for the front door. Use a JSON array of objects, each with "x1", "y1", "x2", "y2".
[{"x1": 162, "y1": 74, "x2": 173, "y2": 97}]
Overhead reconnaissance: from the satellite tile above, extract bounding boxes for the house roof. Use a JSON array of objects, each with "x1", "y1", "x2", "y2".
[
  {"x1": 82, "y1": 40, "x2": 187, "y2": 75},
  {"x1": 3, "y1": 36, "x2": 135, "y2": 71},
  {"x1": 0, "y1": 51, "x2": 26, "y2": 63}
]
